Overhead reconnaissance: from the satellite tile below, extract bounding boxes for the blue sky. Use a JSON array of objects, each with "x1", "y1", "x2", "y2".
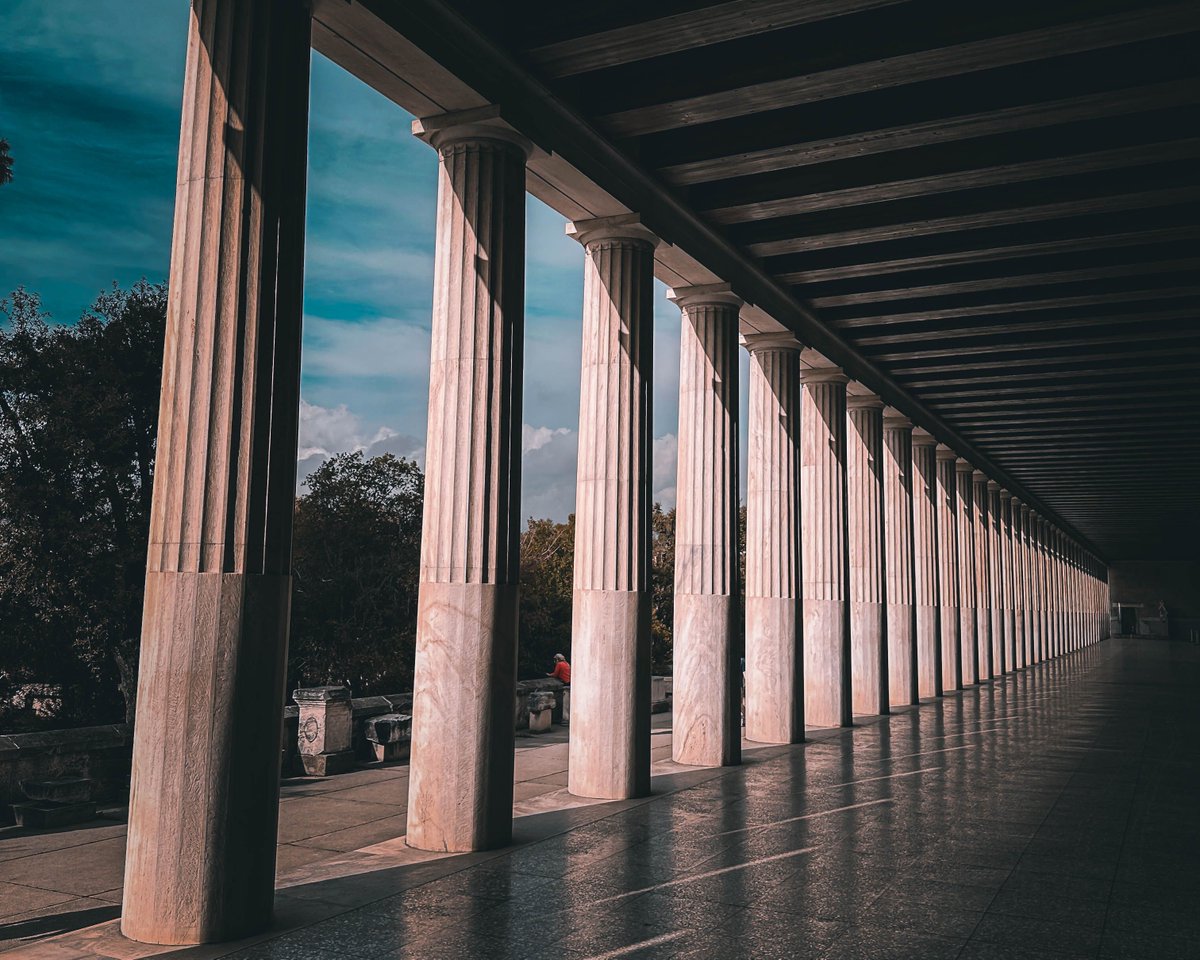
[{"x1": 1, "y1": 1, "x2": 749, "y2": 520}]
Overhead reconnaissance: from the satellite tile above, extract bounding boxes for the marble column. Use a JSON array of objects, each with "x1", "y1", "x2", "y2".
[
  {"x1": 955, "y1": 458, "x2": 978, "y2": 686},
  {"x1": 801, "y1": 367, "x2": 852, "y2": 727},
  {"x1": 883, "y1": 414, "x2": 918, "y2": 707},
  {"x1": 987, "y1": 481, "x2": 1005, "y2": 675},
  {"x1": 935, "y1": 446, "x2": 962, "y2": 692},
  {"x1": 672, "y1": 285, "x2": 742, "y2": 766},
  {"x1": 912, "y1": 430, "x2": 941, "y2": 699},
  {"x1": 406, "y1": 119, "x2": 531, "y2": 853},
  {"x1": 847, "y1": 394, "x2": 888, "y2": 716},
  {"x1": 1016, "y1": 503, "x2": 1032, "y2": 667},
  {"x1": 744, "y1": 336, "x2": 803, "y2": 744},
  {"x1": 973, "y1": 472, "x2": 993, "y2": 680},
  {"x1": 1027, "y1": 512, "x2": 1043, "y2": 664},
  {"x1": 1000, "y1": 492, "x2": 1018, "y2": 672},
  {"x1": 121, "y1": 0, "x2": 311, "y2": 944},
  {"x1": 566, "y1": 216, "x2": 657, "y2": 800},
  {"x1": 1044, "y1": 521, "x2": 1057, "y2": 659}
]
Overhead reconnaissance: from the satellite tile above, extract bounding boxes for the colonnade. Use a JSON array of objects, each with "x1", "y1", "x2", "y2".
[{"x1": 119, "y1": 8, "x2": 1111, "y2": 944}]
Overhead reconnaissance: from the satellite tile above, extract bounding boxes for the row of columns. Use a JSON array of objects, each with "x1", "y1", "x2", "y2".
[{"x1": 120, "y1": 11, "x2": 1111, "y2": 943}]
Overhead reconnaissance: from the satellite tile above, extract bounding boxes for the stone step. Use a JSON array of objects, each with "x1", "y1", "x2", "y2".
[{"x1": 21, "y1": 777, "x2": 95, "y2": 803}]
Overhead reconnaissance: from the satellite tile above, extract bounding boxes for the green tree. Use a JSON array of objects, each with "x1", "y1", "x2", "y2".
[
  {"x1": 0, "y1": 282, "x2": 166, "y2": 727},
  {"x1": 289, "y1": 452, "x2": 424, "y2": 694},
  {"x1": 650, "y1": 503, "x2": 675, "y2": 673},
  {"x1": 0, "y1": 139, "x2": 12, "y2": 186},
  {"x1": 518, "y1": 515, "x2": 575, "y2": 678}
]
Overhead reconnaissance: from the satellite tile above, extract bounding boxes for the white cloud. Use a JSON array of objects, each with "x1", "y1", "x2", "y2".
[
  {"x1": 295, "y1": 399, "x2": 422, "y2": 491},
  {"x1": 302, "y1": 314, "x2": 433, "y2": 382},
  {"x1": 652, "y1": 434, "x2": 678, "y2": 509}
]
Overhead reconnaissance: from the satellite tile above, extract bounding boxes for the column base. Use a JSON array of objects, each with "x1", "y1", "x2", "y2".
[
  {"x1": 804, "y1": 597, "x2": 850, "y2": 728},
  {"x1": 887, "y1": 604, "x2": 917, "y2": 707},
  {"x1": 568, "y1": 588, "x2": 651, "y2": 800},
  {"x1": 851, "y1": 601, "x2": 887, "y2": 715},
  {"x1": 407, "y1": 581, "x2": 517, "y2": 853},
  {"x1": 673, "y1": 593, "x2": 740, "y2": 767},
  {"x1": 745, "y1": 596, "x2": 803, "y2": 744},
  {"x1": 916, "y1": 604, "x2": 941, "y2": 699}
]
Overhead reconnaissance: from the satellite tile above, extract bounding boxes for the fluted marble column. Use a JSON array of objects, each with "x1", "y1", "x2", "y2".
[
  {"x1": 847, "y1": 394, "x2": 888, "y2": 716},
  {"x1": 1016, "y1": 503, "x2": 1032, "y2": 667},
  {"x1": 672, "y1": 285, "x2": 742, "y2": 766},
  {"x1": 935, "y1": 446, "x2": 962, "y2": 691},
  {"x1": 987, "y1": 481, "x2": 1005, "y2": 675},
  {"x1": 801, "y1": 367, "x2": 851, "y2": 727},
  {"x1": 1010, "y1": 500, "x2": 1027, "y2": 669},
  {"x1": 1042, "y1": 520, "x2": 1055, "y2": 660},
  {"x1": 122, "y1": 0, "x2": 311, "y2": 944},
  {"x1": 883, "y1": 414, "x2": 917, "y2": 707},
  {"x1": 1000, "y1": 491, "x2": 1018, "y2": 672},
  {"x1": 566, "y1": 216, "x2": 657, "y2": 800},
  {"x1": 406, "y1": 120, "x2": 531, "y2": 853},
  {"x1": 745, "y1": 336, "x2": 803, "y2": 744},
  {"x1": 1027, "y1": 513, "x2": 1044, "y2": 664},
  {"x1": 955, "y1": 459, "x2": 979, "y2": 685},
  {"x1": 973, "y1": 471, "x2": 993, "y2": 680},
  {"x1": 912, "y1": 430, "x2": 941, "y2": 699}
]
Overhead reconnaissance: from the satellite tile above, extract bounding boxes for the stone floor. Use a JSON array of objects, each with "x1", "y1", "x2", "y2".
[{"x1": 5, "y1": 637, "x2": 1199, "y2": 959}]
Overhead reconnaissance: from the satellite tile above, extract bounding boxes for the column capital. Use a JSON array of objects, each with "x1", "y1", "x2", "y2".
[
  {"x1": 935, "y1": 443, "x2": 957, "y2": 461},
  {"x1": 412, "y1": 105, "x2": 533, "y2": 157},
  {"x1": 846, "y1": 390, "x2": 884, "y2": 410},
  {"x1": 987, "y1": 479, "x2": 1001, "y2": 492},
  {"x1": 972, "y1": 469, "x2": 988, "y2": 484},
  {"x1": 799, "y1": 364, "x2": 849, "y2": 385},
  {"x1": 955, "y1": 457, "x2": 974, "y2": 473},
  {"x1": 668, "y1": 281, "x2": 743, "y2": 310},
  {"x1": 742, "y1": 331, "x2": 803, "y2": 353},
  {"x1": 882, "y1": 408, "x2": 912, "y2": 429},
  {"x1": 566, "y1": 213, "x2": 659, "y2": 248},
  {"x1": 912, "y1": 426, "x2": 937, "y2": 446}
]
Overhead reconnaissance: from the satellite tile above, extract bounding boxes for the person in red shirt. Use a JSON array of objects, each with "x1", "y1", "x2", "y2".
[{"x1": 548, "y1": 653, "x2": 571, "y2": 685}]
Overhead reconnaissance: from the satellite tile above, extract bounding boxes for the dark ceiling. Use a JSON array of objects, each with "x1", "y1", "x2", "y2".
[{"x1": 441, "y1": 0, "x2": 1199, "y2": 561}]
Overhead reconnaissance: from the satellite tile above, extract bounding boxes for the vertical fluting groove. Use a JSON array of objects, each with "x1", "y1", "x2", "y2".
[
  {"x1": 848, "y1": 404, "x2": 885, "y2": 605},
  {"x1": 420, "y1": 139, "x2": 525, "y2": 587},
  {"x1": 988, "y1": 484, "x2": 1005, "y2": 674},
  {"x1": 973, "y1": 475, "x2": 992, "y2": 678},
  {"x1": 573, "y1": 237, "x2": 653, "y2": 593},
  {"x1": 801, "y1": 379, "x2": 848, "y2": 602},
  {"x1": 675, "y1": 303, "x2": 739, "y2": 597},
  {"x1": 955, "y1": 462, "x2": 977, "y2": 682},
  {"x1": 746, "y1": 348, "x2": 800, "y2": 600},
  {"x1": 935, "y1": 450, "x2": 960, "y2": 689},
  {"x1": 883, "y1": 424, "x2": 914, "y2": 607},
  {"x1": 912, "y1": 443, "x2": 939, "y2": 608}
]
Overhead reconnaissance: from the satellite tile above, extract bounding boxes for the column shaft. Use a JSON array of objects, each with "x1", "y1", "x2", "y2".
[
  {"x1": 1012, "y1": 502, "x2": 1028, "y2": 669},
  {"x1": 122, "y1": 0, "x2": 310, "y2": 944},
  {"x1": 912, "y1": 433, "x2": 941, "y2": 698},
  {"x1": 567, "y1": 220, "x2": 656, "y2": 800},
  {"x1": 955, "y1": 459, "x2": 978, "y2": 685},
  {"x1": 801, "y1": 369, "x2": 852, "y2": 727},
  {"x1": 935, "y1": 447, "x2": 961, "y2": 691},
  {"x1": 973, "y1": 473, "x2": 993, "y2": 680},
  {"x1": 1000, "y1": 493, "x2": 1018, "y2": 672},
  {"x1": 407, "y1": 127, "x2": 529, "y2": 853},
  {"x1": 745, "y1": 340, "x2": 803, "y2": 743},
  {"x1": 987, "y1": 482, "x2": 1005, "y2": 674},
  {"x1": 883, "y1": 416, "x2": 917, "y2": 707},
  {"x1": 1028, "y1": 514, "x2": 1043, "y2": 664},
  {"x1": 672, "y1": 289, "x2": 741, "y2": 766},
  {"x1": 848, "y1": 396, "x2": 888, "y2": 715}
]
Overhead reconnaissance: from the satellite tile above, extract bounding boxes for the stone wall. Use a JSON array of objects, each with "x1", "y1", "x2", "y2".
[{"x1": 1108, "y1": 561, "x2": 1200, "y2": 641}]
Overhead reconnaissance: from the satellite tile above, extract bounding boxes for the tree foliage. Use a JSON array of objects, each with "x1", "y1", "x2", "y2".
[
  {"x1": 289, "y1": 451, "x2": 424, "y2": 694},
  {"x1": 0, "y1": 283, "x2": 166, "y2": 727},
  {"x1": 0, "y1": 139, "x2": 12, "y2": 186}
]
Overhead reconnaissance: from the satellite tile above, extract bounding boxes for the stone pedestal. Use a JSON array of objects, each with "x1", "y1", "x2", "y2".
[
  {"x1": 294, "y1": 687, "x2": 355, "y2": 776},
  {"x1": 671, "y1": 285, "x2": 742, "y2": 767},
  {"x1": 955, "y1": 459, "x2": 978, "y2": 685},
  {"x1": 847, "y1": 394, "x2": 887, "y2": 716},
  {"x1": 972, "y1": 472, "x2": 993, "y2": 680},
  {"x1": 566, "y1": 216, "x2": 656, "y2": 799},
  {"x1": 744, "y1": 336, "x2": 803, "y2": 744},
  {"x1": 528, "y1": 692, "x2": 557, "y2": 733},
  {"x1": 883, "y1": 414, "x2": 917, "y2": 707},
  {"x1": 801, "y1": 367, "x2": 851, "y2": 727},
  {"x1": 121, "y1": 0, "x2": 311, "y2": 944},
  {"x1": 406, "y1": 117, "x2": 530, "y2": 853},
  {"x1": 935, "y1": 446, "x2": 962, "y2": 691},
  {"x1": 912, "y1": 430, "x2": 941, "y2": 699}
]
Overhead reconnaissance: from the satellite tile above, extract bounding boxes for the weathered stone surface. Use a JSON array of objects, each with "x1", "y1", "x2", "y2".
[
  {"x1": 121, "y1": 0, "x2": 312, "y2": 943},
  {"x1": 801, "y1": 367, "x2": 851, "y2": 728},
  {"x1": 364, "y1": 714, "x2": 412, "y2": 762},
  {"x1": 567, "y1": 216, "x2": 656, "y2": 800},
  {"x1": 672, "y1": 285, "x2": 742, "y2": 767},
  {"x1": 744, "y1": 335, "x2": 803, "y2": 744},
  {"x1": 405, "y1": 118, "x2": 530, "y2": 855}
]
